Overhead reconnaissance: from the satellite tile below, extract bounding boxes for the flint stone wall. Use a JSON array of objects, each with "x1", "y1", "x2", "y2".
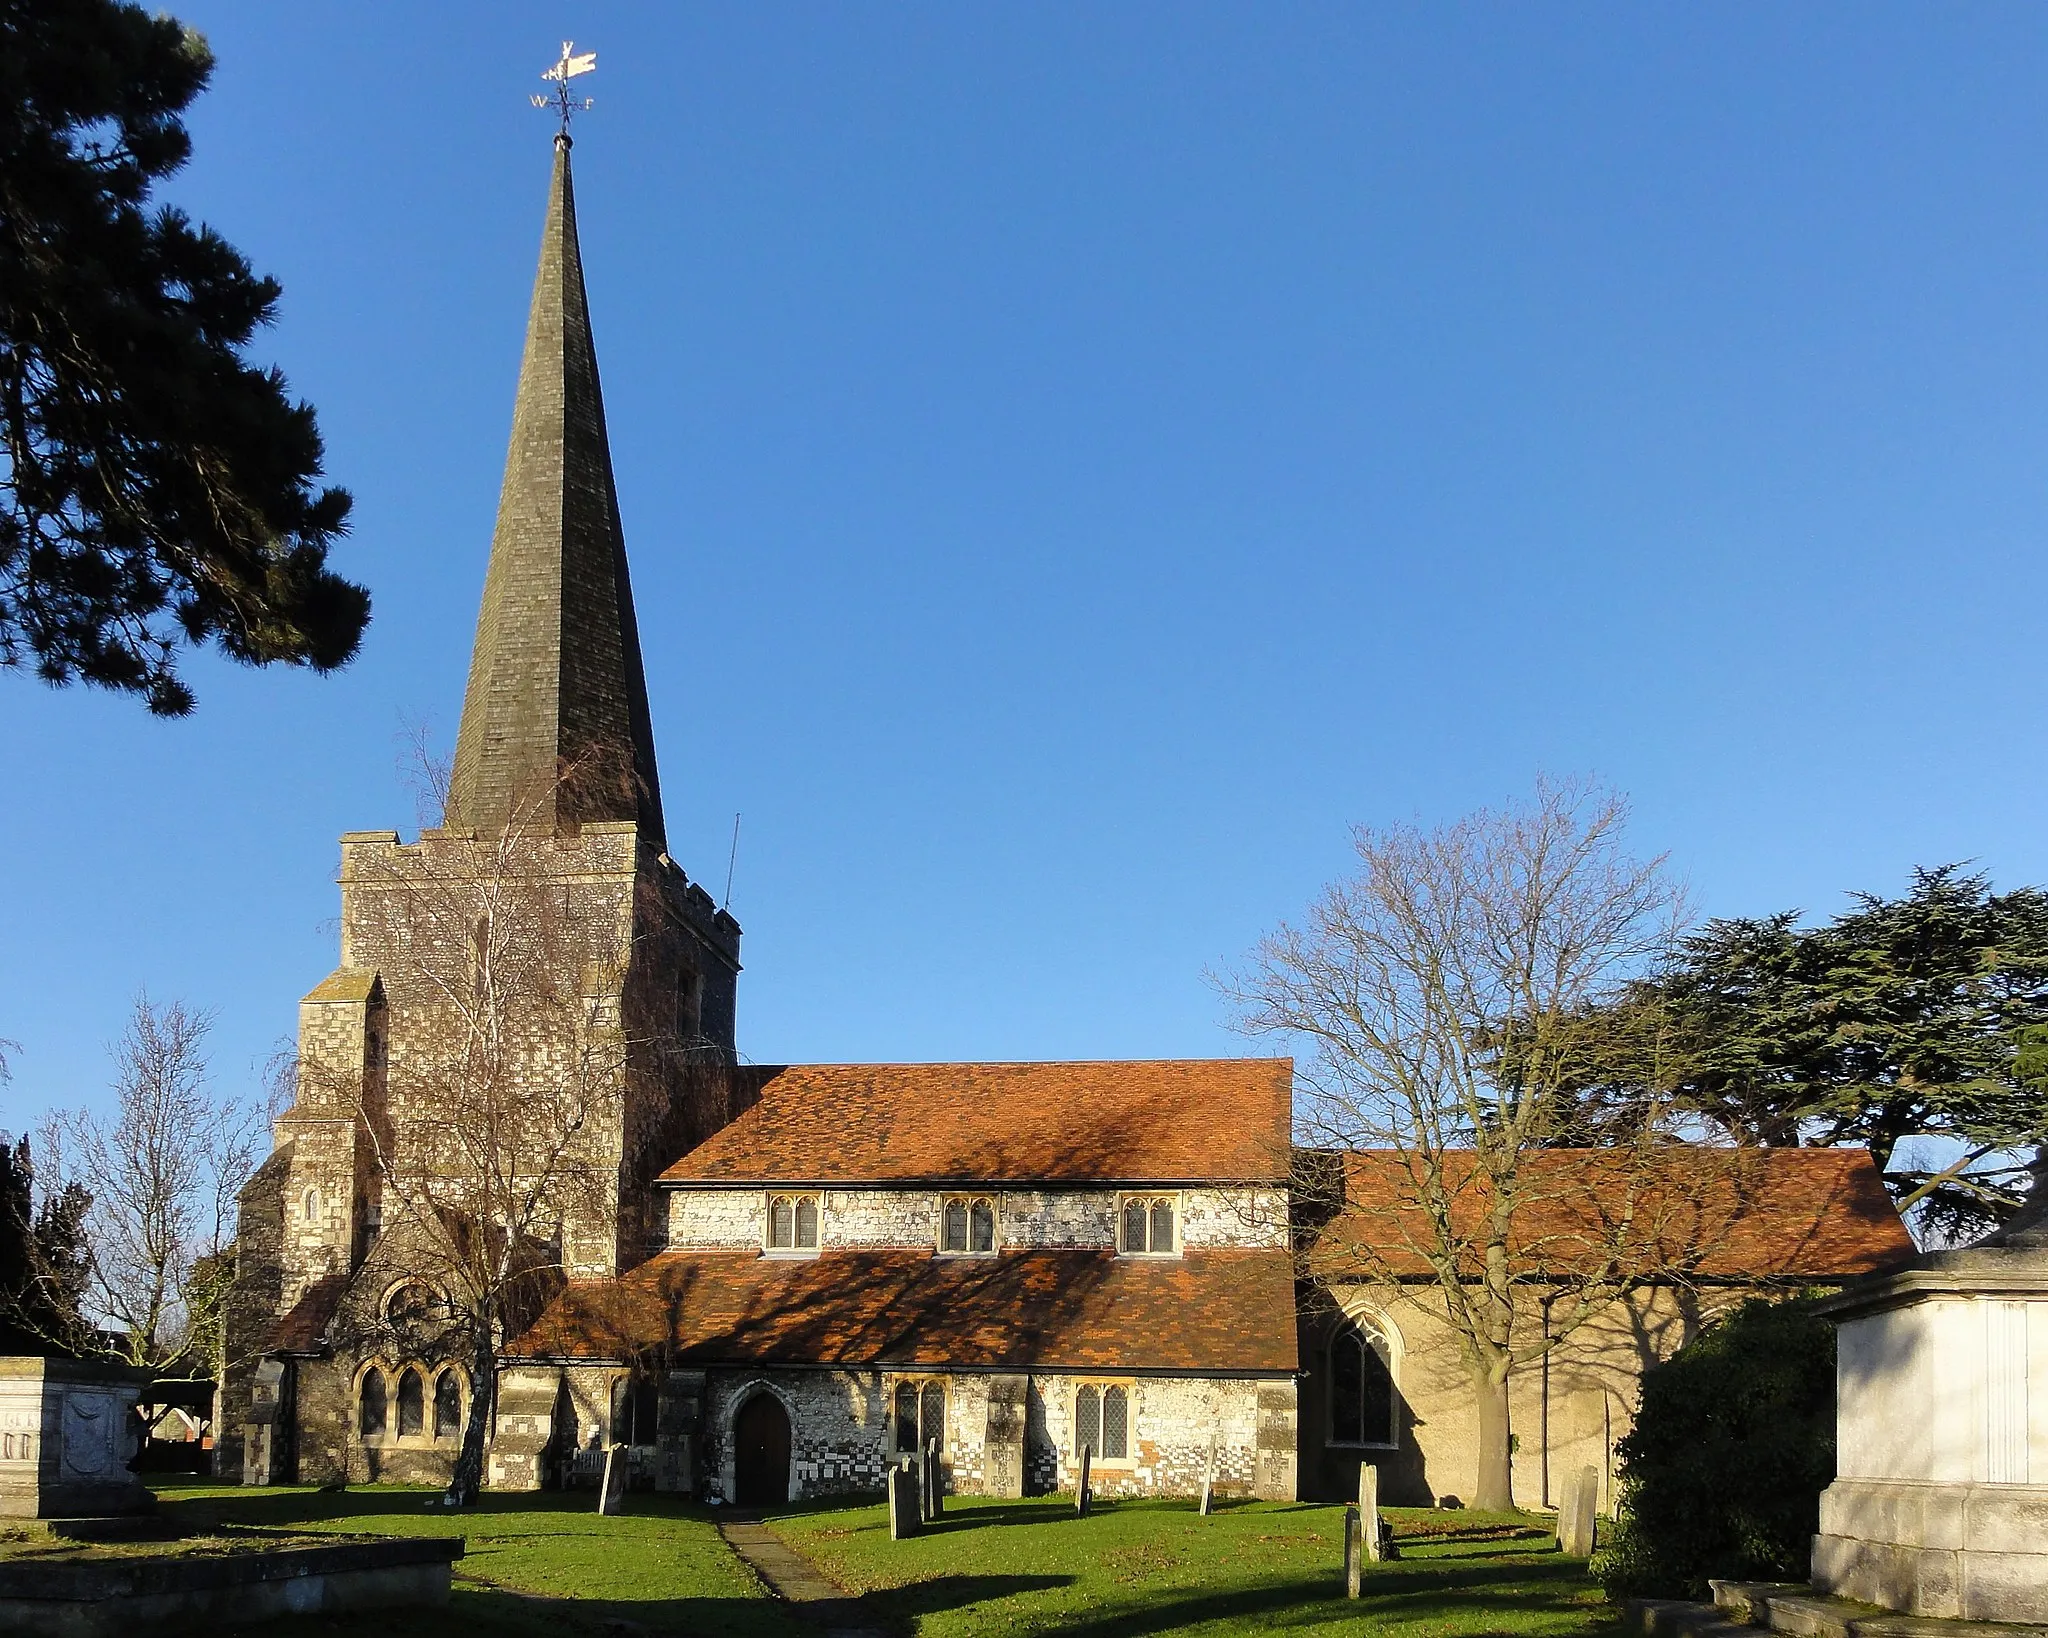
[
  {"x1": 665, "y1": 1186, "x2": 1288, "y2": 1252},
  {"x1": 695, "y1": 1367, "x2": 1292, "y2": 1503}
]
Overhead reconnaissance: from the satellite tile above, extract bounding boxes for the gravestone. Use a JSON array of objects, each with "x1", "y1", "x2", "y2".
[
  {"x1": 923, "y1": 1436, "x2": 943, "y2": 1518},
  {"x1": 1555, "y1": 1464, "x2": 1597, "y2": 1557},
  {"x1": 1075, "y1": 1444, "x2": 1092, "y2": 1517},
  {"x1": 0, "y1": 1356, "x2": 152, "y2": 1518},
  {"x1": 982, "y1": 1374, "x2": 1028, "y2": 1499},
  {"x1": 1358, "y1": 1463, "x2": 1383, "y2": 1561},
  {"x1": 1198, "y1": 1431, "x2": 1218, "y2": 1515},
  {"x1": 596, "y1": 1443, "x2": 628, "y2": 1516},
  {"x1": 1343, "y1": 1505, "x2": 1363, "y2": 1598},
  {"x1": 887, "y1": 1463, "x2": 921, "y2": 1539}
]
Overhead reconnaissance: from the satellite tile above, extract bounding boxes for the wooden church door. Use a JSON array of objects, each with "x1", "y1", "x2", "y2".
[{"x1": 732, "y1": 1394, "x2": 791, "y2": 1507}]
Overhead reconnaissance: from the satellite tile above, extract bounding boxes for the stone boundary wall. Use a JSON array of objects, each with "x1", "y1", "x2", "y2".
[{"x1": 0, "y1": 1536, "x2": 461, "y2": 1638}]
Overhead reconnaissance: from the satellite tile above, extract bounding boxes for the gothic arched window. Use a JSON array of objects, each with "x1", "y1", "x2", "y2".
[
  {"x1": 1119, "y1": 1195, "x2": 1177, "y2": 1254},
  {"x1": 1329, "y1": 1318, "x2": 1397, "y2": 1448},
  {"x1": 767, "y1": 1194, "x2": 819, "y2": 1250},
  {"x1": 1075, "y1": 1384, "x2": 1100, "y2": 1457},
  {"x1": 940, "y1": 1195, "x2": 998, "y2": 1255},
  {"x1": 397, "y1": 1368, "x2": 425, "y2": 1437},
  {"x1": 358, "y1": 1370, "x2": 387, "y2": 1439},
  {"x1": 434, "y1": 1371, "x2": 462, "y2": 1439},
  {"x1": 918, "y1": 1382, "x2": 946, "y2": 1453}
]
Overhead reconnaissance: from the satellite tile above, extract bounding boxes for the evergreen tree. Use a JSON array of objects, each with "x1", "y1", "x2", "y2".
[
  {"x1": 0, "y1": 1134, "x2": 91, "y2": 1354},
  {"x1": 1, "y1": 0, "x2": 367, "y2": 715},
  {"x1": 1660, "y1": 866, "x2": 2048, "y2": 1236}
]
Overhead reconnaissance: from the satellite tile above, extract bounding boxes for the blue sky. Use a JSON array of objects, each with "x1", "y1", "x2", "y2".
[{"x1": 8, "y1": 3, "x2": 2048, "y2": 1132}]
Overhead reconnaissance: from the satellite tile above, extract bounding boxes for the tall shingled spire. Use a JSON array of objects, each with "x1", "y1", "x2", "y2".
[{"x1": 445, "y1": 133, "x2": 665, "y2": 848}]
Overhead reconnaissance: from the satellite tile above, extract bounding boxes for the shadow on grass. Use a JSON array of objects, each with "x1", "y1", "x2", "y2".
[{"x1": 854, "y1": 1548, "x2": 1607, "y2": 1638}]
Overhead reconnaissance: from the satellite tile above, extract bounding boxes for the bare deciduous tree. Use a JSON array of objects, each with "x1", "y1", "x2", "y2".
[
  {"x1": 1228, "y1": 776, "x2": 1725, "y2": 1511},
  {"x1": 37, "y1": 996, "x2": 261, "y2": 1368}
]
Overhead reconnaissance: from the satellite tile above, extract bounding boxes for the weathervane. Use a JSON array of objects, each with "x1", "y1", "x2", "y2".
[{"x1": 532, "y1": 41, "x2": 596, "y2": 137}]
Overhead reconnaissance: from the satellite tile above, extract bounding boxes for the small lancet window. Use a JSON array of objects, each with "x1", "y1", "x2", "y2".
[
  {"x1": 358, "y1": 1370, "x2": 387, "y2": 1439},
  {"x1": 1100, "y1": 1386, "x2": 1129, "y2": 1459},
  {"x1": 304, "y1": 1188, "x2": 320, "y2": 1223},
  {"x1": 768, "y1": 1194, "x2": 820, "y2": 1251},
  {"x1": 434, "y1": 1371, "x2": 462, "y2": 1439},
  {"x1": 1075, "y1": 1385, "x2": 1100, "y2": 1457},
  {"x1": 919, "y1": 1381, "x2": 946, "y2": 1452},
  {"x1": 397, "y1": 1368, "x2": 425, "y2": 1437},
  {"x1": 893, "y1": 1381, "x2": 920, "y2": 1452}
]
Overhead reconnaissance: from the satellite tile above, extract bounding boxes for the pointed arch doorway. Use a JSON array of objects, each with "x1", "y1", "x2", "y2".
[{"x1": 732, "y1": 1393, "x2": 791, "y2": 1507}]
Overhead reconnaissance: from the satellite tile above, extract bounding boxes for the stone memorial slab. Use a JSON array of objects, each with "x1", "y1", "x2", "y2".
[
  {"x1": 982, "y1": 1375, "x2": 1027, "y2": 1500},
  {"x1": 1076, "y1": 1445, "x2": 1092, "y2": 1518},
  {"x1": 923, "y1": 1437, "x2": 943, "y2": 1518},
  {"x1": 1199, "y1": 1432, "x2": 1218, "y2": 1516},
  {"x1": 1344, "y1": 1505, "x2": 1362, "y2": 1598},
  {"x1": 1556, "y1": 1464, "x2": 1598, "y2": 1558},
  {"x1": 0, "y1": 1357, "x2": 152, "y2": 1519},
  {"x1": 1813, "y1": 1209, "x2": 2048, "y2": 1623}
]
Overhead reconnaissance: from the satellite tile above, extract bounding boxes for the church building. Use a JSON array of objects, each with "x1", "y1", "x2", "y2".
[{"x1": 221, "y1": 133, "x2": 1912, "y2": 1510}]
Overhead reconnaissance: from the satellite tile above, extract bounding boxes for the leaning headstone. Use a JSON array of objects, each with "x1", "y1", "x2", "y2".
[
  {"x1": 1344, "y1": 1505, "x2": 1364, "y2": 1598},
  {"x1": 596, "y1": 1443, "x2": 629, "y2": 1515},
  {"x1": 924, "y1": 1437, "x2": 943, "y2": 1518},
  {"x1": 1556, "y1": 1464, "x2": 1597, "y2": 1557},
  {"x1": 888, "y1": 1463, "x2": 921, "y2": 1539},
  {"x1": 1198, "y1": 1431, "x2": 1218, "y2": 1515},
  {"x1": 1358, "y1": 1464, "x2": 1383, "y2": 1561},
  {"x1": 1075, "y1": 1444, "x2": 1092, "y2": 1517}
]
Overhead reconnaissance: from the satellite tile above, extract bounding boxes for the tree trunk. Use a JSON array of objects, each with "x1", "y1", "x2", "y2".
[
  {"x1": 446, "y1": 1329, "x2": 497, "y2": 1507},
  {"x1": 1471, "y1": 1357, "x2": 1513, "y2": 1511}
]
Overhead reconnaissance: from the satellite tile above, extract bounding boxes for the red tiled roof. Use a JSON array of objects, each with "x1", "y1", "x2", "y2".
[
  {"x1": 267, "y1": 1273, "x2": 349, "y2": 1353},
  {"x1": 507, "y1": 1246, "x2": 1300, "y2": 1373},
  {"x1": 659, "y1": 1060, "x2": 1293, "y2": 1186},
  {"x1": 1313, "y1": 1146, "x2": 1913, "y2": 1283}
]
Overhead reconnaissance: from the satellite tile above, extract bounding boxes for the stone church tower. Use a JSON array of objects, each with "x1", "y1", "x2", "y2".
[{"x1": 220, "y1": 133, "x2": 740, "y2": 1485}]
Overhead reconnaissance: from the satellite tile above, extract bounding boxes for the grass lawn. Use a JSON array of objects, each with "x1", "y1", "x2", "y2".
[
  {"x1": 771, "y1": 1496, "x2": 1621, "y2": 1638},
  {"x1": 133, "y1": 1483, "x2": 1618, "y2": 1638},
  {"x1": 147, "y1": 1481, "x2": 802, "y2": 1638}
]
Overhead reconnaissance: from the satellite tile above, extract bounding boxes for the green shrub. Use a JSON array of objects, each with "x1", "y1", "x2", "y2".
[{"x1": 1593, "y1": 1294, "x2": 1834, "y2": 1601}]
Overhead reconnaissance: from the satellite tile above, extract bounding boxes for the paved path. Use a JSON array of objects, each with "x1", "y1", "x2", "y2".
[{"x1": 717, "y1": 1516, "x2": 893, "y2": 1638}]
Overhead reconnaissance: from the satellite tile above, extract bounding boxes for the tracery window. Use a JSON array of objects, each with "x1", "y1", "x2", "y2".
[
  {"x1": 397, "y1": 1368, "x2": 425, "y2": 1437},
  {"x1": 939, "y1": 1195, "x2": 998, "y2": 1254},
  {"x1": 358, "y1": 1369, "x2": 387, "y2": 1439},
  {"x1": 1119, "y1": 1195, "x2": 1177, "y2": 1255},
  {"x1": 1072, "y1": 1383, "x2": 1131, "y2": 1460},
  {"x1": 1329, "y1": 1317, "x2": 1397, "y2": 1448},
  {"x1": 767, "y1": 1194, "x2": 820, "y2": 1251},
  {"x1": 892, "y1": 1378, "x2": 946, "y2": 1454},
  {"x1": 385, "y1": 1280, "x2": 447, "y2": 1329},
  {"x1": 434, "y1": 1371, "x2": 463, "y2": 1439}
]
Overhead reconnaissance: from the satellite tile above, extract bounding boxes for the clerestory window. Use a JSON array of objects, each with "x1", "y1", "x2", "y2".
[
  {"x1": 1118, "y1": 1195, "x2": 1178, "y2": 1255},
  {"x1": 939, "y1": 1195, "x2": 998, "y2": 1255},
  {"x1": 767, "y1": 1194, "x2": 820, "y2": 1252}
]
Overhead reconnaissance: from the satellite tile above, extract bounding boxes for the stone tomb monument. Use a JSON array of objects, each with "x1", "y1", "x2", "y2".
[
  {"x1": 0, "y1": 1357, "x2": 153, "y2": 1519},
  {"x1": 1812, "y1": 1209, "x2": 2048, "y2": 1623}
]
